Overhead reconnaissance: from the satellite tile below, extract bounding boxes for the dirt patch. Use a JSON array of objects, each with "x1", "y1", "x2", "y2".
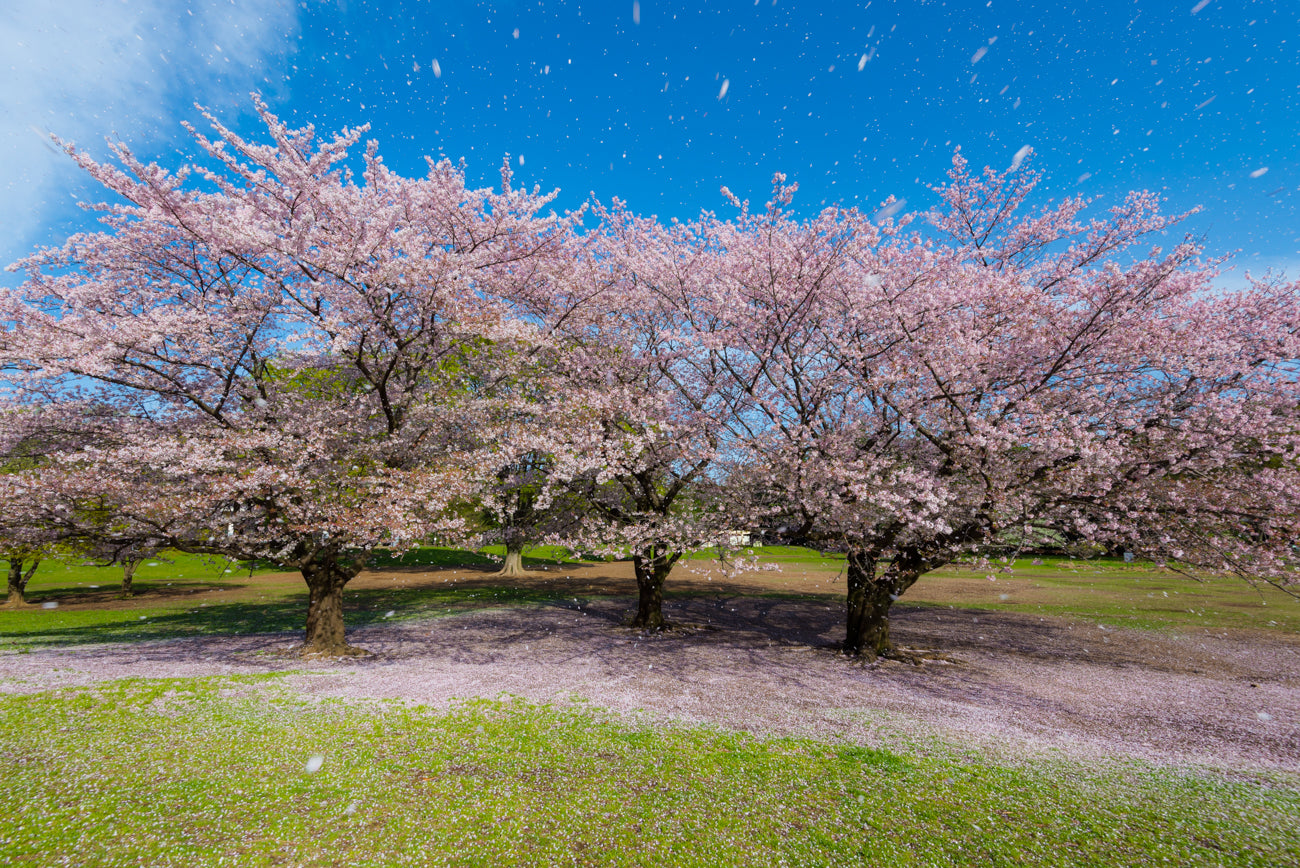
[{"x1": 2, "y1": 566, "x2": 1296, "y2": 775}]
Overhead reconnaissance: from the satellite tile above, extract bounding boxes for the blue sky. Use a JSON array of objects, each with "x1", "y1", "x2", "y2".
[{"x1": 3, "y1": 0, "x2": 1296, "y2": 282}]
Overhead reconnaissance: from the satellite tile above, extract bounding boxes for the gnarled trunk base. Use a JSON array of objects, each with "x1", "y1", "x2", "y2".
[
  {"x1": 300, "y1": 554, "x2": 367, "y2": 657},
  {"x1": 843, "y1": 550, "x2": 923, "y2": 659},
  {"x1": 493, "y1": 546, "x2": 529, "y2": 578},
  {"x1": 631, "y1": 547, "x2": 680, "y2": 630},
  {"x1": 4, "y1": 559, "x2": 38, "y2": 609}
]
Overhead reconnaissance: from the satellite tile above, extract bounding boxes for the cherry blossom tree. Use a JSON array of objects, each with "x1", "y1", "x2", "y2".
[
  {"x1": 0, "y1": 437, "x2": 47, "y2": 607},
  {"x1": 705, "y1": 154, "x2": 1300, "y2": 657},
  {"x1": 7, "y1": 102, "x2": 1293, "y2": 665},
  {"x1": 546, "y1": 202, "x2": 744, "y2": 629},
  {"x1": 0, "y1": 486, "x2": 51, "y2": 609},
  {"x1": 0, "y1": 405, "x2": 93, "y2": 607},
  {"x1": 1, "y1": 100, "x2": 582, "y2": 654},
  {"x1": 477, "y1": 449, "x2": 592, "y2": 578}
]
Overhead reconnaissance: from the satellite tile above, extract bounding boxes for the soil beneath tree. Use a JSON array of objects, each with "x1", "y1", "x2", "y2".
[{"x1": 2, "y1": 561, "x2": 1297, "y2": 774}]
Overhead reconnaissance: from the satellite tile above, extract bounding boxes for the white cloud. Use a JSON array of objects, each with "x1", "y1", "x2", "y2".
[
  {"x1": 0, "y1": 0, "x2": 299, "y2": 268},
  {"x1": 873, "y1": 197, "x2": 906, "y2": 223}
]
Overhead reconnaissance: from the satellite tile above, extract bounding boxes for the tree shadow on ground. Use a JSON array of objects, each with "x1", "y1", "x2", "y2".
[
  {"x1": 508, "y1": 595, "x2": 1275, "y2": 682},
  {"x1": 365, "y1": 548, "x2": 600, "y2": 571},
  {"x1": 0, "y1": 584, "x2": 580, "y2": 648},
  {"x1": 30, "y1": 579, "x2": 244, "y2": 605},
  {"x1": 7, "y1": 576, "x2": 1283, "y2": 688}
]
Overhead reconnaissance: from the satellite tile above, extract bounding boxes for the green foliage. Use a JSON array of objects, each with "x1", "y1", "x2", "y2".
[
  {"x1": 1, "y1": 678, "x2": 1295, "y2": 867},
  {"x1": 261, "y1": 360, "x2": 368, "y2": 403}
]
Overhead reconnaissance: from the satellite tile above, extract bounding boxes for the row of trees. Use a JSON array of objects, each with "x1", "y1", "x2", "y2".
[{"x1": 3, "y1": 102, "x2": 1297, "y2": 657}]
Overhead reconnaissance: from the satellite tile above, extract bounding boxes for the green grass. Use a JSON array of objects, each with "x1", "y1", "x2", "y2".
[
  {"x1": 0, "y1": 543, "x2": 793, "y2": 650},
  {"x1": 684, "y1": 544, "x2": 849, "y2": 569},
  {"x1": 22, "y1": 551, "x2": 280, "y2": 595},
  {"x1": 673, "y1": 549, "x2": 1298, "y2": 634},
  {"x1": 3, "y1": 551, "x2": 1297, "y2": 864},
  {"x1": 922, "y1": 558, "x2": 1300, "y2": 633},
  {"x1": 0, "y1": 675, "x2": 1295, "y2": 867},
  {"x1": 3, "y1": 548, "x2": 1295, "y2": 649},
  {"x1": 0, "y1": 548, "x2": 596, "y2": 649}
]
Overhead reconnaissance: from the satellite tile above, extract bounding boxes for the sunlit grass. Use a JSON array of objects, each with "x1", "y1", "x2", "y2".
[
  {"x1": 918, "y1": 559, "x2": 1300, "y2": 633},
  {"x1": 684, "y1": 544, "x2": 849, "y2": 569},
  {"x1": 22, "y1": 550, "x2": 280, "y2": 596},
  {"x1": 1, "y1": 675, "x2": 1295, "y2": 867}
]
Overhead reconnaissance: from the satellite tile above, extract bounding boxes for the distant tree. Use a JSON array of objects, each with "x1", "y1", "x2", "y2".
[
  {"x1": 478, "y1": 450, "x2": 564, "y2": 577},
  {"x1": 0, "y1": 410, "x2": 71, "y2": 607},
  {"x1": 74, "y1": 534, "x2": 170, "y2": 598},
  {"x1": 1, "y1": 100, "x2": 583, "y2": 654},
  {"x1": 703, "y1": 155, "x2": 1300, "y2": 657}
]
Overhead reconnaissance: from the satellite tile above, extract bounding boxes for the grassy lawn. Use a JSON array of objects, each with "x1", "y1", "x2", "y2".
[
  {"x1": 0, "y1": 548, "x2": 603, "y2": 650},
  {"x1": 21, "y1": 550, "x2": 283, "y2": 594},
  {"x1": 683, "y1": 544, "x2": 850, "y2": 569},
  {"x1": 675, "y1": 548, "x2": 1298, "y2": 635},
  {"x1": 2, "y1": 550, "x2": 1298, "y2": 865},
  {"x1": 916, "y1": 558, "x2": 1300, "y2": 634},
  {"x1": 1, "y1": 548, "x2": 1295, "y2": 649},
  {"x1": 1, "y1": 675, "x2": 1296, "y2": 867},
  {"x1": 0, "y1": 584, "x2": 569, "y2": 651}
]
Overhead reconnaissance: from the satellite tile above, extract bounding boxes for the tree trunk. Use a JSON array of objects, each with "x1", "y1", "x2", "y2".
[
  {"x1": 4, "y1": 558, "x2": 37, "y2": 608},
  {"x1": 631, "y1": 546, "x2": 680, "y2": 630},
  {"x1": 843, "y1": 549, "x2": 923, "y2": 659},
  {"x1": 494, "y1": 542, "x2": 528, "y2": 578},
  {"x1": 120, "y1": 559, "x2": 138, "y2": 597},
  {"x1": 300, "y1": 551, "x2": 366, "y2": 657}
]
